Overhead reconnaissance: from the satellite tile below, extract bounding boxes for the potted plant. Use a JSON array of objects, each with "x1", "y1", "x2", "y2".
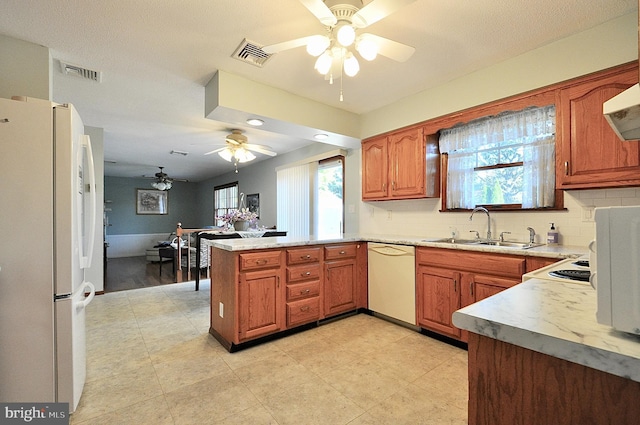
[{"x1": 216, "y1": 208, "x2": 258, "y2": 231}]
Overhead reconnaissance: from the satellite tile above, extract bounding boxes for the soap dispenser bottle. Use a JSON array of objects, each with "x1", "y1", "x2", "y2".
[{"x1": 547, "y1": 223, "x2": 559, "y2": 245}]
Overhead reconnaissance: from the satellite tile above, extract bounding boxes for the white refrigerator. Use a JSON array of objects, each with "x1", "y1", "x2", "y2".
[{"x1": 0, "y1": 96, "x2": 97, "y2": 413}]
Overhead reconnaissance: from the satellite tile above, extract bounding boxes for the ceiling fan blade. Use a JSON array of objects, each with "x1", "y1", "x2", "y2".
[
  {"x1": 203, "y1": 147, "x2": 227, "y2": 156},
  {"x1": 263, "y1": 35, "x2": 318, "y2": 54},
  {"x1": 351, "y1": 0, "x2": 417, "y2": 28},
  {"x1": 245, "y1": 144, "x2": 277, "y2": 157},
  {"x1": 299, "y1": 0, "x2": 337, "y2": 26},
  {"x1": 361, "y1": 33, "x2": 415, "y2": 62}
]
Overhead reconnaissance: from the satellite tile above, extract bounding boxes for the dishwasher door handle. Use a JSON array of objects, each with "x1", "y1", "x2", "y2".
[{"x1": 368, "y1": 246, "x2": 413, "y2": 256}]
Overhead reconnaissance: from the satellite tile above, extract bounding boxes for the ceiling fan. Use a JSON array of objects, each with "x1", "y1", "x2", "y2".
[
  {"x1": 204, "y1": 129, "x2": 277, "y2": 172},
  {"x1": 263, "y1": 0, "x2": 417, "y2": 100},
  {"x1": 144, "y1": 166, "x2": 187, "y2": 190}
]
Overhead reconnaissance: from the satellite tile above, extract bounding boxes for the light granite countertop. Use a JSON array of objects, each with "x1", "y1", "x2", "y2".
[
  {"x1": 202, "y1": 232, "x2": 588, "y2": 259},
  {"x1": 453, "y1": 278, "x2": 640, "y2": 383}
]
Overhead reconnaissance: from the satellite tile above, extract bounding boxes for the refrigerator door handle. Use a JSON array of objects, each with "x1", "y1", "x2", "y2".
[
  {"x1": 77, "y1": 134, "x2": 96, "y2": 269},
  {"x1": 76, "y1": 281, "x2": 95, "y2": 311}
]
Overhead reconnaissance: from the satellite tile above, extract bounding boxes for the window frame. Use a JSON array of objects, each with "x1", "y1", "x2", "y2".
[
  {"x1": 213, "y1": 181, "x2": 239, "y2": 224},
  {"x1": 431, "y1": 90, "x2": 564, "y2": 212}
]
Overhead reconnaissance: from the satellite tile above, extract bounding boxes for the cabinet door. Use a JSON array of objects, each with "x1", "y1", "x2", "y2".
[
  {"x1": 416, "y1": 265, "x2": 461, "y2": 338},
  {"x1": 238, "y1": 268, "x2": 283, "y2": 341},
  {"x1": 559, "y1": 65, "x2": 640, "y2": 188},
  {"x1": 389, "y1": 126, "x2": 426, "y2": 199},
  {"x1": 471, "y1": 274, "x2": 520, "y2": 303},
  {"x1": 362, "y1": 136, "x2": 389, "y2": 200},
  {"x1": 324, "y1": 259, "x2": 357, "y2": 317},
  {"x1": 525, "y1": 256, "x2": 558, "y2": 273}
]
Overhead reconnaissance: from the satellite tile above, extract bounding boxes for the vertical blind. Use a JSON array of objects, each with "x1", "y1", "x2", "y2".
[{"x1": 277, "y1": 164, "x2": 311, "y2": 237}]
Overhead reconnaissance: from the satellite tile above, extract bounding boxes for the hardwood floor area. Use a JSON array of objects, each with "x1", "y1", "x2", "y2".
[{"x1": 104, "y1": 256, "x2": 179, "y2": 293}]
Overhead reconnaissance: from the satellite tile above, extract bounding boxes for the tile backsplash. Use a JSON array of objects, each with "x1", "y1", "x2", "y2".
[{"x1": 359, "y1": 188, "x2": 640, "y2": 248}]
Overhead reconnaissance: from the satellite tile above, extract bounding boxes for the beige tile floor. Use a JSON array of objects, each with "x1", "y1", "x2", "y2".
[{"x1": 71, "y1": 280, "x2": 469, "y2": 425}]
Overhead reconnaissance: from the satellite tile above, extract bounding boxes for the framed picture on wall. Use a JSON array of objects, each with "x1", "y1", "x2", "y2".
[
  {"x1": 136, "y1": 189, "x2": 168, "y2": 215},
  {"x1": 246, "y1": 193, "x2": 260, "y2": 218}
]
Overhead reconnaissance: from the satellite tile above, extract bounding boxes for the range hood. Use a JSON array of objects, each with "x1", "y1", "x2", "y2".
[{"x1": 603, "y1": 83, "x2": 640, "y2": 141}]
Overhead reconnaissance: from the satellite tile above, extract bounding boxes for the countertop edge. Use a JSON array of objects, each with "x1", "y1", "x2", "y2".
[
  {"x1": 452, "y1": 280, "x2": 640, "y2": 383},
  {"x1": 204, "y1": 233, "x2": 587, "y2": 258}
]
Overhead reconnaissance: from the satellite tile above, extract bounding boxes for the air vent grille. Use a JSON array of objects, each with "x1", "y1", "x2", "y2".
[
  {"x1": 232, "y1": 39, "x2": 273, "y2": 67},
  {"x1": 59, "y1": 61, "x2": 102, "y2": 82}
]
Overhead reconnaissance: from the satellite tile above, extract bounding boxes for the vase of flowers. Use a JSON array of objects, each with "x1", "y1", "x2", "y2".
[{"x1": 216, "y1": 207, "x2": 258, "y2": 231}]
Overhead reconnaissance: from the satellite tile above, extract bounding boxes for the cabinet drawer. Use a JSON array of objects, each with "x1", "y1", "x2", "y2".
[
  {"x1": 324, "y1": 244, "x2": 357, "y2": 260},
  {"x1": 287, "y1": 297, "x2": 320, "y2": 327},
  {"x1": 239, "y1": 250, "x2": 281, "y2": 271},
  {"x1": 287, "y1": 264, "x2": 321, "y2": 283},
  {"x1": 286, "y1": 280, "x2": 320, "y2": 301},
  {"x1": 287, "y1": 247, "x2": 321, "y2": 265},
  {"x1": 417, "y1": 248, "x2": 525, "y2": 279}
]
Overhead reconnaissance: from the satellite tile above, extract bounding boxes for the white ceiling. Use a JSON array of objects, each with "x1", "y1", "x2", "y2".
[{"x1": 0, "y1": 0, "x2": 636, "y2": 181}]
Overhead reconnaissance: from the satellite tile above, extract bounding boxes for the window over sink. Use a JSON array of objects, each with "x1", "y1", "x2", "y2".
[{"x1": 440, "y1": 104, "x2": 558, "y2": 211}]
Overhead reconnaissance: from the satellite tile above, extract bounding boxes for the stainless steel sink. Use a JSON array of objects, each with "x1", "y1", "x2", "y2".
[
  {"x1": 424, "y1": 238, "x2": 544, "y2": 249},
  {"x1": 424, "y1": 238, "x2": 481, "y2": 244},
  {"x1": 474, "y1": 241, "x2": 544, "y2": 249}
]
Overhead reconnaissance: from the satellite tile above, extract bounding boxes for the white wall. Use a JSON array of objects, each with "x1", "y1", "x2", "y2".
[
  {"x1": 357, "y1": 12, "x2": 640, "y2": 249},
  {"x1": 0, "y1": 34, "x2": 51, "y2": 100}
]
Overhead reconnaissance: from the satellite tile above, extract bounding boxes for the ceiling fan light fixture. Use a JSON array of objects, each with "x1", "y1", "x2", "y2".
[
  {"x1": 336, "y1": 24, "x2": 356, "y2": 47},
  {"x1": 356, "y1": 36, "x2": 378, "y2": 61},
  {"x1": 218, "y1": 148, "x2": 234, "y2": 162},
  {"x1": 306, "y1": 35, "x2": 330, "y2": 57},
  {"x1": 235, "y1": 147, "x2": 256, "y2": 163},
  {"x1": 315, "y1": 51, "x2": 332, "y2": 75},
  {"x1": 343, "y1": 52, "x2": 360, "y2": 77},
  {"x1": 152, "y1": 180, "x2": 172, "y2": 191}
]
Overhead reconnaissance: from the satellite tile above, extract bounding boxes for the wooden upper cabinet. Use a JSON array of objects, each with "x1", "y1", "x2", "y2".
[
  {"x1": 362, "y1": 135, "x2": 389, "y2": 199},
  {"x1": 558, "y1": 63, "x2": 640, "y2": 189},
  {"x1": 362, "y1": 125, "x2": 440, "y2": 201}
]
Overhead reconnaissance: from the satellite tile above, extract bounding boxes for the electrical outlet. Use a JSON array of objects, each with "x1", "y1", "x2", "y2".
[
  {"x1": 219, "y1": 302, "x2": 224, "y2": 318},
  {"x1": 387, "y1": 210, "x2": 392, "y2": 220},
  {"x1": 348, "y1": 204, "x2": 355, "y2": 213},
  {"x1": 582, "y1": 206, "x2": 595, "y2": 222}
]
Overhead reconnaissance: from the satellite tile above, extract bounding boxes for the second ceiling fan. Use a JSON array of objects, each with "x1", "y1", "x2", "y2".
[{"x1": 204, "y1": 130, "x2": 277, "y2": 172}]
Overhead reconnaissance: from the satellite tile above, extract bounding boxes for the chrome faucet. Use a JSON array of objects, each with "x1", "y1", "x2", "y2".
[
  {"x1": 470, "y1": 207, "x2": 492, "y2": 241},
  {"x1": 527, "y1": 227, "x2": 536, "y2": 244}
]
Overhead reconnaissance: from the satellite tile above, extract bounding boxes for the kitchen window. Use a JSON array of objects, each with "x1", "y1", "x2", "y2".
[
  {"x1": 439, "y1": 105, "x2": 557, "y2": 210},
  {"x1": 213, "y1": 182, "x2": 238, "y2": 225}
]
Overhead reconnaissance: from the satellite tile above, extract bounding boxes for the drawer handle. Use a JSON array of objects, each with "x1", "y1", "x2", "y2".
[
  {"x1": 300, "y1": 306, "x2": 310, "y2": 312},
  {"x1": 300, "y1": 289, "x2": 310, "y2": 294},
  {"x1": 339, "y1": 250, "x2": 346, "y2": 255},
  {"x1": 301, "y1": 254, "x2": 311, "y2": 259},
  {"x1": 255, "y1": 259, "x2": 268, "y2": 265},
  {"x1": 301, "y1": 271, "x2": 311, "y2": 276}
]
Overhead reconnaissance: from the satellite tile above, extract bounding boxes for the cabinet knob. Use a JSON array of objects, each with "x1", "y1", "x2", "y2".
[
  {"x1": 302, "y1": 271, "x2": 311, "y2": 276},
  {"x1": 300, "y1": 288, "x2": 310, "y2": 294},
  {"x1": 301, "y1": 254, "x2": 311, "y2": 259},
  {"x1": 339, "y1": 250, "x2": 346, "y2": 255}
]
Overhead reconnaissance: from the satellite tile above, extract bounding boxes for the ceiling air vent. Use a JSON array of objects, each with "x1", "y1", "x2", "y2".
[
  {"x1": 232, "y1": 39, "x2": 273, "y2": 68},
  {"x1": 59, "y1": 60, "x2": 103, "y2": 82}
]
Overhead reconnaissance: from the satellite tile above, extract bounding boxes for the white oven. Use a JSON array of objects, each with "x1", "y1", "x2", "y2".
[{"x1": 522, "y1": 256, "x2": 591, "y2": 285}]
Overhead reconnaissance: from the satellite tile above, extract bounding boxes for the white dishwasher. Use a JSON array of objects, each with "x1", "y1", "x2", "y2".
[{"x1": 367, "y1": 243, "x2": 416, "y2": 325}]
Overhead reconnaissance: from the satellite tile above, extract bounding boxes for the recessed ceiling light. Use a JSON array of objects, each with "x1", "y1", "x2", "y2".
[
  {"x1": 314, "y1": 133, "x2": 329, "y2": 140},
  {"x1": 246, "y1": 118, "x2": 264, "y2": 126}
]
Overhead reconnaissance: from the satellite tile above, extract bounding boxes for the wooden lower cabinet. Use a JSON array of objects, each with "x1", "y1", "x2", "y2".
[
  {"x1": 468, "y1": 333, "x2": 640, "y2": 425},
  {"x1": 238, "y1": 267, "x2": 283, "y2": 341},
  {"x1": 210, "y1": 243, "x2": 366, "y2": 351},
  {"x1": 417, "y1": 266, "x2": 461, "y2": 338},
  {"x1": 324, "y1": 258, "x2": 358, "y2": 317},
  {"x1": 416, "y1": 247, "x2": 525, "y2": 342}
]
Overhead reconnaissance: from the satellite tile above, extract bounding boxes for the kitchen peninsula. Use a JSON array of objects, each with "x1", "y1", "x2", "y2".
[
  {"x1": 453, "y1": 279, "x2": 640, "y2": 425},
  {"x1": 206, "y1": 234, "x2": 586, "y2": 351}
]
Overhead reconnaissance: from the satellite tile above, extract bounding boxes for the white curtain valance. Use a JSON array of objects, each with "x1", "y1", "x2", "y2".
[{"x1": 439, "y1": 105, "x2": 556, "y2": 209}]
